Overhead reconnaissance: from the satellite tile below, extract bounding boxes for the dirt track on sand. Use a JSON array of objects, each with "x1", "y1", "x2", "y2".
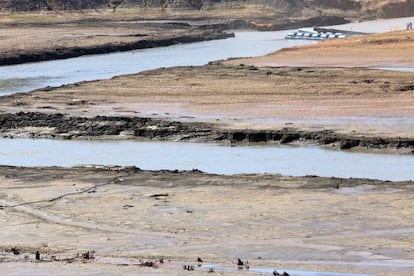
[{"x1": 1, "y1": 166, "x2": 414, "y2": 275}]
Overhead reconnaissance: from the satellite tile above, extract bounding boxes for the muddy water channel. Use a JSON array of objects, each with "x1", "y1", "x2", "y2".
[
  {"x1": 1, "y1": 20, "x2": 413, "y2": 180},
  {"x1": 0, "y1": 30, "x2": 315, "y2": 95},
  {"x1": 1, "y1": 138, "x2": 413, "y2": 181},
  {"x1": 1, "y1": 17, "x2": 414, "y2": 96}
]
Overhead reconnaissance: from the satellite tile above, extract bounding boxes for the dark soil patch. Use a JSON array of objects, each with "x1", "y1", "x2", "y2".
[{"x1": 1, "y1": 112, "x2": 413, "y2": 152}]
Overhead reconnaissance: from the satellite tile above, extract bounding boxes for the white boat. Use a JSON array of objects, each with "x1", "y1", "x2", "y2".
[{"x1": 285, "y1": 30, "x2": 347, "y2": 41}]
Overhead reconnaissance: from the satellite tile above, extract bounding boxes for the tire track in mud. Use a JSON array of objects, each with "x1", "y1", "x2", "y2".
[
  {"x1": 0, "y1": 197, "x2": 180, "y2": 239},
  {"x1": 0, "y1": 180, "x2": 176, "y2": 238}
]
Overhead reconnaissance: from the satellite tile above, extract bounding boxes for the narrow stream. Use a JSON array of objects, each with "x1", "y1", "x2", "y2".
[
  {"x1": 0, "y1": 30, "x2": 316, "y2": 96},
  {"x1": 1, "y1": 17, "x2": 414, "y2": 96},
  {"x1": 1, "y1": 138, "x2": 413, "y2": 181}
]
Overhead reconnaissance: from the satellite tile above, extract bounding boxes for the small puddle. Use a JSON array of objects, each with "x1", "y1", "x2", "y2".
[
  {"x1": 372, "y1": 66, "x2": 414, "y2": 72},
  {"x1": 93, "y1": 257, "x2": 373, "y2": 275},
  {"x1": 335, "y1": 185, "x2": 403, "y2": 195},
  {"x1": 202, "y1": 264, "x2": 373, "y2": 276},
  {"x1": 90, "y1": 257, "x2": 370, "y2": 276}
]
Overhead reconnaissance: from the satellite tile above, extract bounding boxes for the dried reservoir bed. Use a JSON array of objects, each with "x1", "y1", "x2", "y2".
[
  {"x1": 1, "y1": 26, "x2": 414, "y2": 275},
  {"x1": 1, "y1": 165, "x2": 414, "y2": 275}
]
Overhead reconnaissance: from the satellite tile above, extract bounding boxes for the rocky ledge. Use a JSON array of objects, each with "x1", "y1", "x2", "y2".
[{"x1": 0, "y1": 112, "x2": 413, "y2": 152}]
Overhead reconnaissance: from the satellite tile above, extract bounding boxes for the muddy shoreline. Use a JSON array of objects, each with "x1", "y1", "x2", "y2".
[
  {"x1": 0, "y1": 30, "x2": 232, "y2": 66},
  {"x1": 1, "y1": 62, "x2": 413, "y2": 153},
  {"x1": 0, "y1": 13, "x2": 350, "y2": 66},
  {"x1": 1, "y1": 111, "x2": 413, "y2": 152}
]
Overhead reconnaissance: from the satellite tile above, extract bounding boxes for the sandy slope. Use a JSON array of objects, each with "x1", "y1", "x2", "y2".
[{"x1": 227, "y1": 30, "x2": 414, "y2": 68}]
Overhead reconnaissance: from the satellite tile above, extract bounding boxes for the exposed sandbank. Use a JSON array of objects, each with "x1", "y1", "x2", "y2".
[{"x1": 1, "y1": 165, "x2": 413, "y2": 275}]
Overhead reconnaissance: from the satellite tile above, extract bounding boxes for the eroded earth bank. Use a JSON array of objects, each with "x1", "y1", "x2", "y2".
[{"x1": 1, "y1": 63, "x2": 413, "y2": 153}]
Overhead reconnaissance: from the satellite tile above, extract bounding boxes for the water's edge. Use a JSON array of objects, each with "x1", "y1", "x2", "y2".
[
  {"x1": 1, "y1": 137, "x2": 413, "y2": 181},
  {"x1": 0, "y1": 31, "x2": 233, "y2": 66},
  {"x1": 1, "y1": 112, "x2": 413, "y2": 153}
]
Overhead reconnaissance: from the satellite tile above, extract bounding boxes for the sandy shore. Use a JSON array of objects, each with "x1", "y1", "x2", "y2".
[
  {"x1": 227, "y1": 30, "x2": 414, "y2": 68},
  {"x1": 1, "y1": 166, "x2": 413, "y2": 275}
]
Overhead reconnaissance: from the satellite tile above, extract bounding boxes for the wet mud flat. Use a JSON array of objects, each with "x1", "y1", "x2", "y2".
[
  {"x1": 1, "y1": 64, "x2": 413, "y2": 153},
  {"x1": 0, "y1": 111, "x2": 413, "y2": 152},
  {"x1": 0, "y1": 165, "x2": 413, "y2": 275}
]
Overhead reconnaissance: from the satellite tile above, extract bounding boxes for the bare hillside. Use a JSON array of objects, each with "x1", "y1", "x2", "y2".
[{"x1": 0, "y1": 0, "x2": 413, "y2": 19}]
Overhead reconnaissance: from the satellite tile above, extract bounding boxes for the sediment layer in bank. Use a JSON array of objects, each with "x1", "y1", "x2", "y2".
[
  {"x1": 0, "y1": 24, "x2": 232, "y2": 65},
  {"x1": 1, "y1": 64, "x2": 413, "y2": 150},
  {"x1": 0, "y1": 112, "x2": 413, "y2": 153}
]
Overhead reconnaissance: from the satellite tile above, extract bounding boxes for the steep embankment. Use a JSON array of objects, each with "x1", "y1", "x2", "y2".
[
  {"x1": 0, "y1": 0, "x2": 413, "y2": 19},
  {"x1": 0, "y1": 24, "x2": 232, "y2": 65}
]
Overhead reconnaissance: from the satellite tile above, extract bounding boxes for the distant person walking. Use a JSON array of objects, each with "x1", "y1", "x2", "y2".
[{"x1": 406, "y1": 21, "x2": 413, "y2": 30}]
